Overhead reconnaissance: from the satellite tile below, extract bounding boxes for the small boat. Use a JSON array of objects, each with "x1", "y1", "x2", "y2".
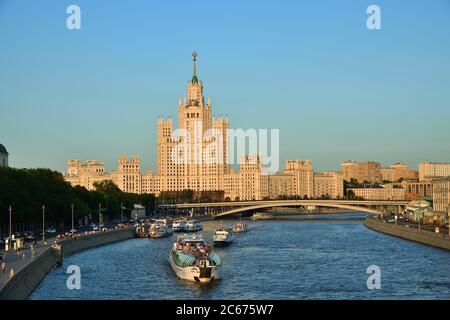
[
  {"x1": 148, "y1": 223, "x2": 173, "y2": 238},
  {"x1": 213, "y1": 227, "x2": 234, "y2": 247},
  {"x1": 169, "y1": 234, "x2": 221, "y2": 283},
  {"x1": 172, "y1": 219, "x2": 187, "y2": 232},
  {"x1": 154, "y1": 218, "x2": 173, "y2": 234},
  {"x1": 232, "y1": 221, "x2": 247, "y2": 233},
  {"x1": 251, "y1": 212, "x2": 273, "y2": 221},
  {"x1": 185, "y1": 219, "x2": 203, "y2": 232}
]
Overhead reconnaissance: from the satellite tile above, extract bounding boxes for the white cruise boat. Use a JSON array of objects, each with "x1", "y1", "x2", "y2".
[
  {"x1": 169, "y1": 235, "x2": 221, "y2": 283},
  {"x1": 148, "y1": 223, "x2": 173, "y2": 238},
  {"x1": 154, "y1": 218, "x2": 173, "y2": 233},
  {"x1": 185, "y1": 219, "x2": 203, "y2": 232},
  {"x1": 232, "y1": 221, "x2": 247, "y2": 233},
  {"x1": 251, "y1": 212, "x2": 273, "y2": 221},
  {"x1": 172, "y1": 219, "x2": 187, "y2": 232},
  {"x1": 213, "y1": 227, "x2": 233, "y2": 247}
]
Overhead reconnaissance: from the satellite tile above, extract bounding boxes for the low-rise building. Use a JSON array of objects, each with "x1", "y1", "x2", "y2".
[
  {"x1": 348, "y1": 184, "x2": 405, "y2": 200},
  {"x1": 401, "y1": 179, "x2": 433, "y2": 200}
]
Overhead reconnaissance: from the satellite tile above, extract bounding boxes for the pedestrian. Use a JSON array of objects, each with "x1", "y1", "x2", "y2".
[{"x1": 0, "y1": 255, "x2": 5, "y2": 273}]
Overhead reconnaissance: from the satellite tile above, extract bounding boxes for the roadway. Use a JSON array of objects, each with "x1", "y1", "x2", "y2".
[{"x1": 381, "y1": 217, "x2": 450, "y2": 234}]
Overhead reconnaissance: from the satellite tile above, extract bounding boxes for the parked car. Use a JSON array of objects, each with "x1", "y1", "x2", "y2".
[
  {"x1": 45, "y1": 228, "x2": 57, "y2": 234},
  {"x1": 91, "y1": 224, "x2": 99, "y2": 231},
  {"x1": 24, "y1": 232, "x2": 35, "y2": 242}
]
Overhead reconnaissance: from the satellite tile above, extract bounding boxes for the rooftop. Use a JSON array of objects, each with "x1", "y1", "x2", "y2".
[{"x1": 0, "y1": 144, "x2": 8, "y2": 155}]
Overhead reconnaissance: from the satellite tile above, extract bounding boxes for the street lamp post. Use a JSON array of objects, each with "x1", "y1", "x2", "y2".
[
  {"x1": 9, "y1": 205, "x2": 12, "y2": 238},
  {"x1": 447, "y1": 205, "x2": 450, "y2": 236},
  {"x1": 42, "y1": 204, "x2": 45, "y2": 244},
  {"x1": 418, "y1": 212, "x2": 421, "y2": 231},
  {"x1": 98, "y1": 203, "x2": 102, "y2": 226},
  {"x1": 71, "y1": 203, "x2": 74, "y2": 234},
  {"x1": 120, "y1": 203, "x2": 123, "y2": 225}
]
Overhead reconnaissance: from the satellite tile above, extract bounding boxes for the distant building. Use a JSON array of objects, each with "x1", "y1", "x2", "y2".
[
  {"x1": 285, "y1": 160, "x2": 314, "y2": 198},
  {"x1": 419, "y1": 162, "x2": 450, "y2": 182},
  {"x1": 401, "y1": 179, "x2": 433, "y2": 200},
  {"x1": 432, "y1": 176, "x2": 450, "y2": 214},
  {"x1": 65, "y1": 160, "x2": 109, "y2": 190},
  {"x1": 381, "y1": 162, "x2": 418, "y2": 182},
  {"x1": 110, "y1": 155, "x2": 143, "y2": 194},
  {"x1": 313, "y1": 171, "x2": 344, "y2": 199},
  {"x1": 380, "y1": 167, "x2": 397, "y2": 182},
  {"x1": 268, "y1": 173, "x2": 295, "y2": 199},
  {"x1": 223, "y1": 171, "x2": 240, "y2": 201},
  {"x1": 348, "y1": 184, "x2": 405, "y2": 200},
  {"x1": 0, "y1": 144, "x2": 9, "y2": 167},
  {"x1": 341, "y1": 161, "x2": 381, "y2": 183},
  {"x1": 239, "y1": 155, "x2": 269, "y2": 201},
  {"x1": 65, "y1": 156, "x2": 155, "y2": 193}
]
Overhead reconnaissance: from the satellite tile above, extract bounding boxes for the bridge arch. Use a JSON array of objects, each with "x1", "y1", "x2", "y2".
[{"x1": 214, "y1": 201, "x2": 382, "y2": 218}]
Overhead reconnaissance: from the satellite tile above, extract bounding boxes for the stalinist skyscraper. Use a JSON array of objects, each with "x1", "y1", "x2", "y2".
[
  {"x1": 157, "y1": 52, "x2": 230, "y2": 192},
  {"x1": 66, "y1": 53, "x2": 325, "y2": 201}
]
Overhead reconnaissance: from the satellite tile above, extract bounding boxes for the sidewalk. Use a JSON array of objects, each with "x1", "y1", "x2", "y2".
[{"x1": 0, "y1": 243, "x2": 50, "y2": 290}]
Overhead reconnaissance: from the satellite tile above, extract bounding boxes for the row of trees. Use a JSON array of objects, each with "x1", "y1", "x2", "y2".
[{"x1": 0, "y1": 168, "x2": 156, "y2": 228}]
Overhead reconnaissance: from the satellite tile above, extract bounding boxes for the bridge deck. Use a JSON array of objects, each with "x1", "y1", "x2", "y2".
[{"x1": 157, "y1": 200, "x2": 409, "y2": 218}]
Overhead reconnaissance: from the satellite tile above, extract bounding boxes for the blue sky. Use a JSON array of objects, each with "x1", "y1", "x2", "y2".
[{"x1": 0, "y1": 0, "x2": 449, "y2": 173}]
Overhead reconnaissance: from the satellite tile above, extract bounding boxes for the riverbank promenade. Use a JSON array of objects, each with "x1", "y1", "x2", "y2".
[
  {"x1": 364, "y1": 216, "x2": 450, "y2": 251},
  {"x1": 0, "y1": 227, "x2": 135, "y2": 300}
]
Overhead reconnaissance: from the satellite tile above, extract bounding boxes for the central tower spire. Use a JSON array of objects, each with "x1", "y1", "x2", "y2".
[{"x1": 192, "y1": 51, "x2": 198, "y2": 84}]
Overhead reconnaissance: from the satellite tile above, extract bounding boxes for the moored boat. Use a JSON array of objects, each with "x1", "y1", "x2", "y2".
[
  {"x1": 148, "y1": 223, "x2": 173, "y2": 238},
  {"x1": 185, "y1": 219, "x2": 203, "y2": 232},
  {"x1": 134, "y1": 224, "x2": 149, "y2": 238},
  {"x1": 251, "y1": 212, "x2": 273, "y2": 221},
  {"x1": 169, "y1": 235, "x2": 221, "y2": 283},
  {"x1": 213, "y1": 227, "x2": 233, "y2": 247},
  {"x1": 172, "y1": 219, "x2": 187, "y2": 232}
]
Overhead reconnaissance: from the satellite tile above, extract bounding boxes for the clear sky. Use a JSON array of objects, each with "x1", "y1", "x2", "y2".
[{"x1": 0, "y1": 0, "x2": 449, "y2": 173}]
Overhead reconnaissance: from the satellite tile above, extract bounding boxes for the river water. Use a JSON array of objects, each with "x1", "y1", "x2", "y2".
[{"x1": 30, "y1": 213, "x2": 450, "y2": 300}]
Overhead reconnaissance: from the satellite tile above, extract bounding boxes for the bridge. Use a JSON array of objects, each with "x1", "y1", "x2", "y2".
[{"x1": 157, "y1": 200, "x2": 410, "y2": 218}]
